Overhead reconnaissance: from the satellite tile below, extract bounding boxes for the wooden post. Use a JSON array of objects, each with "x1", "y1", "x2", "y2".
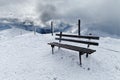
[
  {"x1": 51, "y1": 21, "x2": 53, "y2": 36},
  {"x1": 78, "y1": 19, "x2": 81, "y2": 36},
  {"x1": 34, "y1": 26, "x2": 36, "y2": 35},
  {"x1": 78, "y1": 20, "x2": 82, "y2": 65}
]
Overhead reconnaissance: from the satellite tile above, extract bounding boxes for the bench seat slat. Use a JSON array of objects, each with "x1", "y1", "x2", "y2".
[{"x1": 48, "y1": 42, "x2": 96, "y2": 54}]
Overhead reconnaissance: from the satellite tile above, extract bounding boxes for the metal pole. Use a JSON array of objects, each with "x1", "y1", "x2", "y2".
[{"x1": 78, "y1": 19, "x2": 81, "y2": 36}]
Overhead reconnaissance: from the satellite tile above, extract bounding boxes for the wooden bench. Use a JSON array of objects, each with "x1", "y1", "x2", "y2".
[{"x1": 48, "y1": 32, "x2": 99, "y2": 66}]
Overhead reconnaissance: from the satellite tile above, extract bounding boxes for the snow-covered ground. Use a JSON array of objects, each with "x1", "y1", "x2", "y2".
[
  {"x1": 0, "y1": 30, "x2": 120, "y2": 80},
  {"x1": 0, "y1": 28, "x2": 29, "y2": 42}
]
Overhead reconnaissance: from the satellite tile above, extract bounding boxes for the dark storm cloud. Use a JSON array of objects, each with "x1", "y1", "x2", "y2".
[
  {"x1": 36, "y1": 4, "x2": 58, "y2": 23},
  {"x1": 35, "y1": 0, "x2": 120, "y2": 36}
]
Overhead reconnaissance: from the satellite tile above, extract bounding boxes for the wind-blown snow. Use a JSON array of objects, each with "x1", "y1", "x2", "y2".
[{"x1": 0, "y1": 31, "x2": 120, "y2": 80}]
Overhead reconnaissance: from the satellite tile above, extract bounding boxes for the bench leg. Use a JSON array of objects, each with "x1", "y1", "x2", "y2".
[
  {"x1": 51, "y1": 45, "x2": 54, "y2": 54},
  {"x1": 79, "y1": 52, "x2": 82, "y2": 66},
  {"x1": 86, "y1": 53, "x2": 89, "y2": 58}
]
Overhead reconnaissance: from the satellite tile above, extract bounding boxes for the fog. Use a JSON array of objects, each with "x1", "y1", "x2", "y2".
[{"x1": 0, "y1": 0, "x2": 120, "y2": 36}]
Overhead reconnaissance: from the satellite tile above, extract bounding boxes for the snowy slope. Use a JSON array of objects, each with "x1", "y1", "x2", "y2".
[
  {"x1": 0, "y1": 32, "x2": 120, "y2": 80},
  {"x1": 0, "y1": 27, "x2": 30, "y2": 42}
]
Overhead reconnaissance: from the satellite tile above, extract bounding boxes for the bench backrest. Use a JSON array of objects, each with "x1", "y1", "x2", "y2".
[{"x1": 55, "y1": 32, "x2": 99, "y2": 47}]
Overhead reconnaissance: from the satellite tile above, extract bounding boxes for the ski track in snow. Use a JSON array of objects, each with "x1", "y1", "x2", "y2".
[{"x1": 0, "y1": 31, "x2": 120, "y2": 80}]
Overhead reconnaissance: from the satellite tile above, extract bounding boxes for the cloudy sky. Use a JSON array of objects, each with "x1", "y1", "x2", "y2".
[{"x1": 0, "y1": 0, "x2": 120, "y2": 36}]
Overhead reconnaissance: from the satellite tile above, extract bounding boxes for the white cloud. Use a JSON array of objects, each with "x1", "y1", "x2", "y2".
[
  {"x1": 0, "y1": 0, "x2": 36, "y2": 18},
  {"x1": 0, "y1": 0, "x2": 120, "y2": 36}
]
